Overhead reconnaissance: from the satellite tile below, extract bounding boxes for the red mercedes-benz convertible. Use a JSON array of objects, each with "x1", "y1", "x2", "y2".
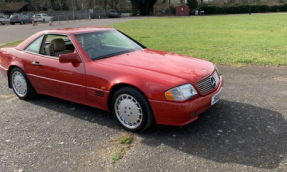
[{"x1": 0, "y1": 27, "x2": 223, "y2": 131}]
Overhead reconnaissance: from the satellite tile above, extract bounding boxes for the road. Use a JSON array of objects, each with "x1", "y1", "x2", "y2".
[{"x1": 0, "y1": 18, "x2": 287, "y2": 172}]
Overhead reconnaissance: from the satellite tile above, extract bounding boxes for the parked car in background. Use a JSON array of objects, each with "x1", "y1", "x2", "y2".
[
  {"x1": 10, "y1": 14, "x2": 32, "y2": 25},
  {"x1": 107, "y1": 9, "x2": 121, "y2": 18},
  {"x1": 0, "y1": 14, "x2": 10, "y2": 25},
  {"x1": 33, "y1": 13, "x2": 53, "y2": 23}
]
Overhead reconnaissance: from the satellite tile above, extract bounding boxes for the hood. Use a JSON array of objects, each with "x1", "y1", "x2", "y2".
[{"x1": 97, "y1": 49, "x2": 215, "y2": 85}]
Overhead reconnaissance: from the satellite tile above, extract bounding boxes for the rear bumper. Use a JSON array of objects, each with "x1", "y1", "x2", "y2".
[{"x1": 149, "y1": 75, "x2": 223, "y2": 126}]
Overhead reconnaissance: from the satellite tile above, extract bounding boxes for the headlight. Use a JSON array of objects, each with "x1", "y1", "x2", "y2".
[{"x1": 165, "y1": 84, "x2": 198, "y2": 101}]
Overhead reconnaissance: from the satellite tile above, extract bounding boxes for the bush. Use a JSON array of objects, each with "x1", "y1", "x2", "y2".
[
  {"x1": 270, "y1": 5, "x2": 280, "y2": 12},
  {"x1": 279, "y1": 3, "x2": 287, "y2": 11},
  {"x1": 165, "y1": 5, "x2": 176, "y2": 15},
  {"x1": 199, "y1": 3, "x2": 287, "y2": 15}
]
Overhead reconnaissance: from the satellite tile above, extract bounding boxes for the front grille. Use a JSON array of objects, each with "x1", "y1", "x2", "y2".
[{"x1": 197, "y1": 72, "x2": 220, "y2": 94}]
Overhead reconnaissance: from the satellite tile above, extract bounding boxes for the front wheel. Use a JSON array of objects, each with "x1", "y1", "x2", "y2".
[
  {"x1": 10, "y1": 68, "x2": 37, "y2": 100},
  {"x1": 112, "y1": 87, "x2": 154, "y2": 132}
]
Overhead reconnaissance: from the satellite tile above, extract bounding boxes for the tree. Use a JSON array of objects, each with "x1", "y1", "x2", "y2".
[
  {"x1": 30, "y1": 0, "x2": 50, "y2": 11},
  {"x1": 187, "y1": 0, "x2": 198, "y2": 10},
  {"x1": 130, "y1": 0, "x2": 158, "y2": 15}
]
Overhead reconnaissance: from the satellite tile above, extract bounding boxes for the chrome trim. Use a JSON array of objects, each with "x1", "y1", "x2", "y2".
[
  {"x1": 27, "y1": 73, "x2": 85, "y2": 87},
  {"x1": 0, "y1": 64, "x2": 8, "y2": 71},
  {"x1": 197, "y1": 71, "x2": 220, "y2": 94}
]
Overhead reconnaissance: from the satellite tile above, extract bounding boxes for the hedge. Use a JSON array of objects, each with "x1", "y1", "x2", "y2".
[{"x1": 197, "y1": 3, "x2": 287, "y2": 15}]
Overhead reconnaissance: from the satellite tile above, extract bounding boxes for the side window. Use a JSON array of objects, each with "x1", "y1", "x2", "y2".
[
  {"x1": 25, "y1": 35, "x2": 44, "y2": 54},
  {"x1": 43, "y1": 34, "x2": 75, "y2": 57}
]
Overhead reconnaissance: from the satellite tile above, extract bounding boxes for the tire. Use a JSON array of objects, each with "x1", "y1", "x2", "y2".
[
  {"x1": 0, "y1": 22, "x2": 2, "y2": 25},
  {"x1": 111, "y1": 87, "x2": 154, "y2": 132},
  {"x1": 10, "y1": 22, "x2": 15, "y2": 25},
  {"x1": 20, "y1": 20, "x2": 24, "y2": 25},
  {"x1": 43, "y1": 19, "x2": 45, "y2": 23},
  {"x1": 10, "y1": 67, "x2": 37, "y2": 100}
]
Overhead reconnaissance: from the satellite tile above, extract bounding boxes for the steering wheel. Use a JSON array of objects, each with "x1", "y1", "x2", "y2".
[{"x1": 84, "y1": 47, "x2": 96, "y2": 57}]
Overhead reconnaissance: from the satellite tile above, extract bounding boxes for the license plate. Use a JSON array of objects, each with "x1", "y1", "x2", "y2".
[{"x1": 211, "y1": 88, "x2": 222, "y2": 105}]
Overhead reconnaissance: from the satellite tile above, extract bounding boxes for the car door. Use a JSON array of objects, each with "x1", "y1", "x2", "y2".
[
  {"x1": 28, "y1": 34, "x2": 86, "y2": 103},
  {"x1": 24, "y1": 15, "x2": 30, "y2": 23},
  {"x1": 4, "y1": 15, "x2": 9, "y2": 24}
]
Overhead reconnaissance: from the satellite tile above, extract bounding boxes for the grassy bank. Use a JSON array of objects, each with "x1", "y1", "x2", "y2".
[{"x1": 109, "y1": 14, "x2": 287, "y2": 66}]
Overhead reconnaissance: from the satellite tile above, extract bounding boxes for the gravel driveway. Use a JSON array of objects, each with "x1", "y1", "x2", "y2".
[{"x1": 0, "y1": 65, "x2": 286, "y2": 172}]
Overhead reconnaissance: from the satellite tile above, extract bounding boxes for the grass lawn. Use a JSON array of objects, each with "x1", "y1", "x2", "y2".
[
  {"x1": 109, "y1": 14, "x2": 287, "y2": 66},
  {"x1": 0, "y1": 40, "x2": 23, "y2": 48}
]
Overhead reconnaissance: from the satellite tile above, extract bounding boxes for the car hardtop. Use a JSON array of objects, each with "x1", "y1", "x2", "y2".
[
  {"x1": 35, "y1": 13, "x2": 49, "y2": 16},
  {"x1": 42, "y1": 26, "x2": 115, "y2": 35},
  {"x1": 15, "y1": 27, "x2": 116, "y2": 51}
]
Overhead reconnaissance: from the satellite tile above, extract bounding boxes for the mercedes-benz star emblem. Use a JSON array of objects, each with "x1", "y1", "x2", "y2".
[{"x1": 210, "y1": 76, "x2": 216, "y2": 88}]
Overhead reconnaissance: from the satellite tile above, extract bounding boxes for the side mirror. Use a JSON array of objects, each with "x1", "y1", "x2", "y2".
[{"x1": 59, "y1": 52, "x2": 82, "y2": 63}]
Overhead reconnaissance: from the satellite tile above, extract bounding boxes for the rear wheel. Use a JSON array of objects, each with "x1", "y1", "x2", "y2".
[
  {"x1": 112, "y1": 87, "x2": 154, "y2": 132},
  {"x1": 20, "y1": 20, "x2": 24, "y2": 25},
  {"x1": 10, "y1": 68, "x2": 37, "y2": 100}
]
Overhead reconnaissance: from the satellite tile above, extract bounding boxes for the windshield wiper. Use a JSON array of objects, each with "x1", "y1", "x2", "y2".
[{"x1": 94, "y1": 50, "x2": 131, "y2": 61}]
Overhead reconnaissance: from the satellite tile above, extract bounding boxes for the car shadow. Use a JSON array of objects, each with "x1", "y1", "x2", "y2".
[
  {"x1": 139, "y1": 99, "x2": 287, "y2": 169},
  {"x1": 28, "y1": 96, "x2": 286, "y2": 169}
]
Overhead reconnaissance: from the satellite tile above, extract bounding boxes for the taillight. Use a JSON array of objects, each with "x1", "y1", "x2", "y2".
[{"x1": 16, "y1": 17, "x2": 19, "y2": 19}]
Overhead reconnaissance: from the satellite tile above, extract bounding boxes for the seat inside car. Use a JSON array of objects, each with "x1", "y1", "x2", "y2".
[{"x1": 45, "y1": 38, "x2": 72, "y2": 57}]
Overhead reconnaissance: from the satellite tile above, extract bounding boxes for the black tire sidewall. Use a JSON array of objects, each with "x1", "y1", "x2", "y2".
[
  {"x1": 111, "y1": 87, "x2": 153, "y2": 132},
  {"x1": 10, "y1": 68, "x2": 33, "y2": 100}
]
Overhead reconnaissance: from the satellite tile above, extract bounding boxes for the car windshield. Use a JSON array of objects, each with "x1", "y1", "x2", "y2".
[
  {"x1": 74, "y1": 30, "x2": 143, "y2": 61},
  {"x1": 10, "y1": 15, "x2": 17, "y2": 19}
]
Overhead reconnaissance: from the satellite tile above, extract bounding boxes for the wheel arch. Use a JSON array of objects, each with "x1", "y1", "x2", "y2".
[
  {"x1": 107, "y1": 83, "x2": 156, "y2": 131},
  {"x1": 7, "y1": 65, "x2": 24, "y2": 88},
  {"x1": 107, "y1": 83, "x2": 146, "y2": 111}
]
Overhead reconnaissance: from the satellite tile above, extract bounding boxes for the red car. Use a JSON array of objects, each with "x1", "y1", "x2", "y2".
[{"x1": 0, "y1": 27, "x2": 223, "y2": 131}]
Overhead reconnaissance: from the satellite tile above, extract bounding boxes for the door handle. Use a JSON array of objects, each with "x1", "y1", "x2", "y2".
[{"x1": 32, "y1": 62, "x2": 42, "y2": 66}]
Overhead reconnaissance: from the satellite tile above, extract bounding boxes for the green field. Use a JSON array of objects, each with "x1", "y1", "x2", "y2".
[
  {"x1": 109, "y1": 14, "x2": 287, "y2": 66},
  {"x1": 0, "y1": 40, "x2": 23, "y2": 48}
]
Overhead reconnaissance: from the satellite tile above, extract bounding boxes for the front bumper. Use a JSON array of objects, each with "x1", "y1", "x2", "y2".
[
  {"x1": 149, "y1": 75, "x2": 223, "y2": 126},
  {"x1": 0, "y1": 64, "x2": 8, "y2": 79}
]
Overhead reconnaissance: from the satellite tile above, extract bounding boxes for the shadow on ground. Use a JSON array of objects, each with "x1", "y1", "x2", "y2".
[
  {"x1": 140, "y1": 99, "x2": 287, "y2": 169},
  {"x1": 29, "y1": 96, "x2": 286, "y2": 169}
]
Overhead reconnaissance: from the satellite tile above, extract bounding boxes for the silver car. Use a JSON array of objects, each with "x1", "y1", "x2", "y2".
[
  {"x1": 0, "y1": 14, "x2": 9, "y2": 25},
  {"x1": 33, "y1": 13, "x2": 53, "y2": 23}
]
